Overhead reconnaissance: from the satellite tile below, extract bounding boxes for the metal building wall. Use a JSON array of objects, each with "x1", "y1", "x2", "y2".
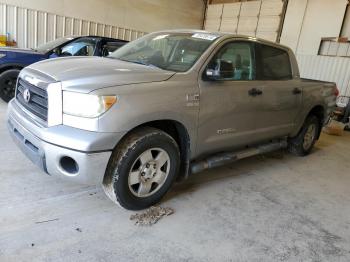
[
  {"x1": 280, "y1": 0, "x2": 350, "y2": 96},
  {"x1": 297, "y1": 54, "x2": 350, "y2": 96},
  {"x1": 0, "y1": 2, "x2": 147, "y2": 49}
]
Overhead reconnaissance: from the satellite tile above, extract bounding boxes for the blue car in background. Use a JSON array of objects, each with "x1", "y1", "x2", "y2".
[{"x1": 0, "y1": 36, "x2": 127, "y2": 102}]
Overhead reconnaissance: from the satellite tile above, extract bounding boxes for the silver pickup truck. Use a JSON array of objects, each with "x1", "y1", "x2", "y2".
[{"x1": 6, "y1": 30, "x2": 337, "y2": 210}]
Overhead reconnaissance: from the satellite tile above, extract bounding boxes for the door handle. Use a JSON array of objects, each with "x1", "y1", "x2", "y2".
[
  {"x1": 248, "y1": 88, "x2": 263, "y2": 97},
  {"x1": 293, "y1": 88, "x2": 302, "y2": 95}
]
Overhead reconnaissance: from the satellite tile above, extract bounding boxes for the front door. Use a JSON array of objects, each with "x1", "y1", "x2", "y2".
[{"x1": 196, "y1": 40, "x2": 262, "y2": 157}]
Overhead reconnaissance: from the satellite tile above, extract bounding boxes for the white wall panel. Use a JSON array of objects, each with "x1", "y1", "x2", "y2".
[
  {"x1": 1, "y1": 0, "x2": 205, "y2": 33},
  {"x1": 297, "y1": 54, "x2": 350, "y2": 96},
  {"x1": 220, "y1": 3, "x2": 241, "y2": 33},
  {"x1": 205, "y1": 19, "x2": 221, "y2": 31},
  {"x1": 295, "y1": 0, "x2": 347, "y2": 55},
  {"x1": 237, "y1": 16, "x2": 258, "y2": 33},
  {"x1": 239, "y1": 1, "x2": 260, "y2": 17},
  {"x1": 0, "y1": 2, "x2": 147, "y2": 48},
  {"x1": 256, "y1": 31, "x2": 278, "y2": 42},
  {"x1": 279, "y1": 0, "x2": 307, "y2": 52},
  {"x1": 256, "y1": 0, "x2": 283, "y2": 42},
  {"x1": 205, "y1": 0, "x2": 284, "y2": 42},
  {"x1": 206, "y1": 4, "x2": 223, "y2": 19},
  {"x1": 222, "y1": 3, "x2": 241, "y2": 18},
  {"x1": 260, "y1": 0, "x2": 283, "y2": 15},
  {"x1": 236, "y1": 1, "x2": 260, "y2": 35},
  {"x1": 220, "y1": 18, "x2": 239, "y2": 33},
  {"x1": 81, "y1": 20, "x2": 89, "y2": 36},
  {"x1": 257, "y1": 16, "x2": 280, "y2": 32},
  {"x1": 205, "y1": 4, "x2": 223, "y2": 31}
]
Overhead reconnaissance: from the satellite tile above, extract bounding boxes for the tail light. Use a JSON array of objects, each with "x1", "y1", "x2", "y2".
[{"x1": 334, "y1": 85, "x2": 339, "y2": 97}]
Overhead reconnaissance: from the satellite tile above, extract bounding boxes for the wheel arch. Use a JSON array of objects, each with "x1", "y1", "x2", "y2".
[
  {"x1": 292, "y1": 105, "x2": 325, "y2": 139},
  {"x1": 110, "y1": 119, "x2": 192, "y2": 181},
  {"x1": 0, "y1": 64, "x2": 24, "y2": 75},
  {"x1": 308, "y1": 105, "x2": 325, "y2": 138},
  {"x1": 302, "y1": 105, "x2": 325, "y2": 139}
]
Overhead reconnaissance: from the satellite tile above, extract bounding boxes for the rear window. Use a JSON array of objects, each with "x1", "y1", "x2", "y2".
[
  {"x1": 258, "y1": 44, "x2": 292, "y2": 80},
  {"x1": 103, "y1": 42, "x2": 125, "y2": 56}
]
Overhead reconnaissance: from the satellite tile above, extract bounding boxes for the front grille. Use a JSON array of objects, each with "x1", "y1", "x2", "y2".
[{"x1": 16, "y1": 78, "x2": 48, "y2": 121}]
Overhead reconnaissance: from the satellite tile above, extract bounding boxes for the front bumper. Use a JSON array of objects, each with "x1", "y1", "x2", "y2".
[{"x1": 6, "y1": 100, "x2": 125, "y2": 185}]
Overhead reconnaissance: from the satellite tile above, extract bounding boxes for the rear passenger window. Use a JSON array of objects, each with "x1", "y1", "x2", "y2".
[{"x1": 258, "y1": 44, "x2": 292, "y2": 80}]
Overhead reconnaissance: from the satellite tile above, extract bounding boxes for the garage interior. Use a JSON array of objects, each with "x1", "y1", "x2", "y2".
[{"x1": 1, "y1": 0, "x2": 350, "y2": 261}]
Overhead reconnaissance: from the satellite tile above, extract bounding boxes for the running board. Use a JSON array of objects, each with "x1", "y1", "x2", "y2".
[{"x1": 190, "y1": 140, "x2": 288, "y2": 174}]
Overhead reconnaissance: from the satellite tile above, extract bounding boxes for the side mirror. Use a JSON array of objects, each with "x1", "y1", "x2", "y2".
[
  {"x1": 205, "y1": 68, "x2": 220, "y2": 80},
  {"x1": 205, "y1": 60, "x2": 234, "y2": 80}
]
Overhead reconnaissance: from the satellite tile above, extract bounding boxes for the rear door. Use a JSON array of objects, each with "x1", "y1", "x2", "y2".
[{"x1": 253, "y1": 43, "x2": 302, "y2": 141}]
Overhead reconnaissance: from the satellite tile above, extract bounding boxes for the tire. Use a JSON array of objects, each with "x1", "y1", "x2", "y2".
[
  {"x1": 103, "y1": 127, "x2": 180, "y2": 210},
  {"x1": 0, "y1": 69, "x2": 20, "y2": 103},
  {"x1": 288, "y1": 115, "x2": 320, "y2": 156}
]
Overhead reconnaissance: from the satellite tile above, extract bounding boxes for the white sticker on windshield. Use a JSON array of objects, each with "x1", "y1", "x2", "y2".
[{"x1": 192, "y1": 33, "x2": 219, "y2": 41}]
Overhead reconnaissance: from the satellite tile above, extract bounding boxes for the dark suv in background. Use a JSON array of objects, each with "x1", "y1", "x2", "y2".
[{"x1": 0, "y1": 36, "x2": 127, "y2": 102}]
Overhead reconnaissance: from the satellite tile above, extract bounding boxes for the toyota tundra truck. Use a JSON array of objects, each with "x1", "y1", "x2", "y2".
[{"x1": 6, "y1": 30, "x2": 338, "y2": 210}]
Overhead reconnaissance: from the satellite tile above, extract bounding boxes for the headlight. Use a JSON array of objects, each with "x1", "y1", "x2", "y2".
[
  {"x1": 0, "y1": 53, "x2": 6, "y2": 59},
  {"x1": 63, "y1": 91, "x2": 117, "y2": 118}
]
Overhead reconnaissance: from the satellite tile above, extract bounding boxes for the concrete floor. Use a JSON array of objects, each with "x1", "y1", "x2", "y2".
[{"x1": 1, "y1": 100, "x2": 350, "y2": 262}]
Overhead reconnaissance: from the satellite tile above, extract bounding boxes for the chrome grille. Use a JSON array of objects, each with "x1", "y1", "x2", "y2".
[{"x1": 16, "y1": 78, "x2": 48, "y2": 121}]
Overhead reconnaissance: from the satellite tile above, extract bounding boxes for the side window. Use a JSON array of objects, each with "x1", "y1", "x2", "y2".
[
  {"x1": 102, "y1": 42, "x2": 126, "y2": 57},
  {"x1": 258, "y1": 44, "x2": 292, "y2": 80},
  {"x1": 207, "y1": 41, "x2": 255, "y2": 81},
  {"x1": 60, "y1": 38, "x2": 98, "y2": 56}
]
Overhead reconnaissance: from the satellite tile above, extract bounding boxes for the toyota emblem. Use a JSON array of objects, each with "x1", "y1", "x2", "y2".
[{"x1": 23, "y1": 88, "x2": 31, "y2": 103}]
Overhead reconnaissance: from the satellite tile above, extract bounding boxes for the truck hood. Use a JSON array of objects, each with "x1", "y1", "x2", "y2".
[{"x1": 27, "y1": 56, "x2": 176, "y2": 93}]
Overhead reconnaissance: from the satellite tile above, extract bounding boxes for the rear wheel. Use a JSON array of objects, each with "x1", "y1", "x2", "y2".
[
  {"x1": 288, "y1": 115, "x2": 320, "y2": 156},
  {"x1": 0, "y1": 69, "x2": 20, "y2": 102},
  {"x1": 103, "y1": 127, "x2": 180, "y2": 210}
]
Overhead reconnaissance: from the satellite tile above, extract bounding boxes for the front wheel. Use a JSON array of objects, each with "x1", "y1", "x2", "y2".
[
  {"x1": 288, "y1": 115, "x2": 320, "y2": 156},
  {"x1": 0, "y1": 69, "x2": 20, "y2": 103},
  {"x1": 103, "y1": 127, "x2": 180, "y2": 210}
]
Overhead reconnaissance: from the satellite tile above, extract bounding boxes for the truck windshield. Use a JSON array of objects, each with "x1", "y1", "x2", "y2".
[
  {"x1": 109, "y1": 32, "x2": 220, "y2": 72},
  {"x1": 35, "y1": 37, "x2": 73, "y2": 53}
]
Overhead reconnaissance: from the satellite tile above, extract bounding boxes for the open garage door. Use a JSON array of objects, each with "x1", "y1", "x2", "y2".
[{"x1": 204, "y1": 0, "x2": 286, "y2": 42}]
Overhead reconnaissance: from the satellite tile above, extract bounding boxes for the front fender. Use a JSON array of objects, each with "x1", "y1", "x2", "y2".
[{"x1": 95, "y1": 80, "x2": 199, "y2": 154}]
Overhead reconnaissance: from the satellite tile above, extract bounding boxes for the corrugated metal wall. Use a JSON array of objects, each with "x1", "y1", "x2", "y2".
[
  {"x1": 204, "y1": 0, "x2": 284, "y2": 42},
  {"x1": 297, "y1": 54, "x2": 350, "y2": 96},
  {"x1": 0, "y1": 2, "x2": 147, "y2": 49}
]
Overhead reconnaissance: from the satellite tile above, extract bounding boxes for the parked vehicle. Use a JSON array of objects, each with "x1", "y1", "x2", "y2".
[
  {"x1": 0, "y1": 36, "x2": 127, "y2": 102},
  {"x1": 332, "y1": 96, "x2": 350, "y2": 129},
  {"x1": 6, "y1": 30, "x2": 338, "y2": 210}
]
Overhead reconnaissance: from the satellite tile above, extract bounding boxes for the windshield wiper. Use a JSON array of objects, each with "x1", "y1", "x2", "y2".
[
  {"x1": 117, "y1": 58, "x2": 161, "y2": 69},
  {"x1": 110, "y1": 58, "x2": 163, "y2": 70},
  {"x1": 131, "y1": 60, "x2": 162, "y2": 69}
]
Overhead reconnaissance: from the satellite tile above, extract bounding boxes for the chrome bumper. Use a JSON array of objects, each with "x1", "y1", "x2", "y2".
[{"x1": 6, "y1": 100, "x2": 122, "y2": 185}]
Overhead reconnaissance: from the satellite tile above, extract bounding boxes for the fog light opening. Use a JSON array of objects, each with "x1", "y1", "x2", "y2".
[{"x1": 60, "y1": 156, "x2": 79, "y2": 174}]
